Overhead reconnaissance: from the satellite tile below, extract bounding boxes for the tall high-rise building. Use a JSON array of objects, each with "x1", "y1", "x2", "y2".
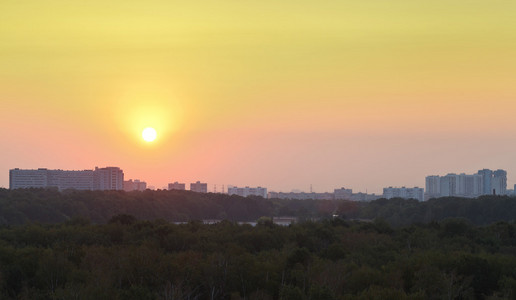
[
  {"x1": 168, "y1": 181, "x2": 186, "y2": 190},
  {"x1": 435, "y1": 173, "x2": 483, "y2": 198},
  {"x1": 425, "y1": 176, "x2": 441, "y2": 200},
  {"x1": 9, "y1": 167, "x2": 124, "y2": 191},
  {"x1": 460, "y1": 173, "x2": 483, "y2": 197},
  {"x1": 478, "y1": 169, "x2": 493, "y2": 195},
  {"x1": 190, "y1": 181, "x2": 208, "y2": 193},
  {"x1": 440, "y1": 174, "x2": 459, "y2": 197},
  {"x1": 426, "y1": 169, "x2": 506, "y2": 198},
  {"x1": 492, "y1": 169, "x2": 507, "y2": 195},
  {"x1": 93, "y1": 167, "x2": 124, "y2": 190}
]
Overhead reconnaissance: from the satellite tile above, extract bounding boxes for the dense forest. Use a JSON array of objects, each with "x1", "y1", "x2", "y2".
[
  {"x1": 2, "y1": 217, "x2": 516, "y2": 299},
  {"x1": 2, "y1": 189, "x2": 516, "y2": 298},
  {"x1": 2, "y1": 188, "x2": 516, "y2": 226}
]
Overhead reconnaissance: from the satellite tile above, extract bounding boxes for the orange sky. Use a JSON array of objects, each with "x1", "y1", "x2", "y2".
[{"x1": 1, "y1": 1, "x2": 516, "y2": 193}]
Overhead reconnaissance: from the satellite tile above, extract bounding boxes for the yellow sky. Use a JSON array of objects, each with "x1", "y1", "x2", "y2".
[{"x1": 1, "y1": 1, "x2": 516, "y2": 192}]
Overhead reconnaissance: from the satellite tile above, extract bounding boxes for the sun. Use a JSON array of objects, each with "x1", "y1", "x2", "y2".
[{"x1": 142, "y1": 127, "x2": 157, "y2": 142}]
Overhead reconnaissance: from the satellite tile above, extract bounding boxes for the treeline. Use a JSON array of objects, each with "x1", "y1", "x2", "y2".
[
  {"x1": 347, "y1": 196, "x2": 516, "y2": 227},
  {"x1": 0, "y1": 188, "x2": 274, "y2": 225},
  {"x1": 2, "y1": 188, "x2": 516, "y2": 226},
  {"x1": 2, "y1": 217, "x2": 516, "y2": 299}
]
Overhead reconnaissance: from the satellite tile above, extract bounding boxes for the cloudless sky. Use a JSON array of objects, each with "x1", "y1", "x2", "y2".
[{"x1": 1, "y1": 1, "x2": 516, "y2": 193}]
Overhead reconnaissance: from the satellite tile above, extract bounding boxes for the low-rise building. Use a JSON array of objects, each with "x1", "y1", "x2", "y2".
[
  {"x1": 190, "y1": 181, "x2": 208, "y2": 193},
  {"x1": 267, "y1": 191, "x2": 335, "y2": 200},
  {"x1": 350, "y1": 192, "x2": 381, "y2": 202},
  {"x1": 124, "y1": 179, "x2": 147, "y2": 191},
  {"x1": 168, "y1": 181, "x2": 186, "y2": 191},
  {"x1": 334, "y1": 187, "x2": 353, "y2": 200},
  {"x1": 383, "y1": 186, "x2": 424, "y2": 201},
  {"x1": 9, "y1": 167, "x2": 124, "y2": 191},
  {"x1": 228, "y1": 186, "x2": 267, "y2": 198}
]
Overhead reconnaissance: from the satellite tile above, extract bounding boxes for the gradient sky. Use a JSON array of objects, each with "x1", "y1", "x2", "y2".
[{"x1": 1, "y1": 1, "x2": 516, "y2": 193}]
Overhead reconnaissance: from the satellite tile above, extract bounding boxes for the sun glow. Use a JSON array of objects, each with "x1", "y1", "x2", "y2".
[
  {"x1": 111, "y1": 80, "x2": 186, "y2": 148},
  {"x1": 142, "y1": 127, "x2": 157, "y2": 142}
]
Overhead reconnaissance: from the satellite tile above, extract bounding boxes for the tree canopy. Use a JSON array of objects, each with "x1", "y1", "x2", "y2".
[{"x1": 2, "y1": 188, "x2": 516, "y2": 226}]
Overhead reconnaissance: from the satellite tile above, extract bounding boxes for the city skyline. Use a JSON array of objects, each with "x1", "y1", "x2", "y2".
[
  {"x1": 2, "y1": 1, "x2": 516, "y2": 194},
  {"x1": 7, "y1": 166, "x2": 514, "y2": 197}
]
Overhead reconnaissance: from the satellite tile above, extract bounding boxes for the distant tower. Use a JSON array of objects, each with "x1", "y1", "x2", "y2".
[
  {"x1": 310, "y1": 184, "x2": 313, "y2": 193},
  {"x1": 493, "y1": 169, "x2": 507, "y2": 195},
  {"x1": 478, "y1": 169, "x2": 493, "y2": 195},
  {"x1": 214, "y1": 184, "x2": 217, "y2": 193},
  {"x1": 222, "y1": 184, "x2": 225, "y2": 194}
]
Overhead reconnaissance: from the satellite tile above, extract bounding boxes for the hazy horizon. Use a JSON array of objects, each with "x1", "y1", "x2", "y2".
[{"x1": 2, "y1": 1, "x2": 516, "y2": 194}]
